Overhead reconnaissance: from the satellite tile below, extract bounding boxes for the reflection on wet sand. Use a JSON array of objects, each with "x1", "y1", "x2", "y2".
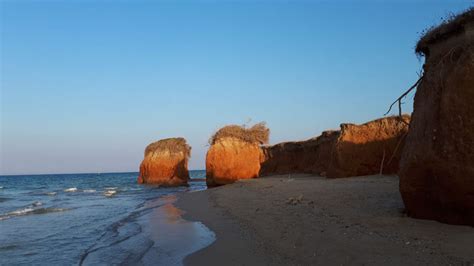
[
  {"x1": 140, "y1": 195, "x2": 216, "y2": 265},
  {"x1": 80, "y1": 194, "x2": 215, "y2": 265}
]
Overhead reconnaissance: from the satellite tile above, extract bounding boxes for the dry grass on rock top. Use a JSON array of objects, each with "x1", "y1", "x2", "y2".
[
  {"x1": 209, "y1": 122, "x2": 270, "y2": 145},
  {"x1": 416, "y1": 7, "x2": 474, "y2": 56},
  {"x1": 144, "y1": 137, "x2": 191, "y2": 158}
]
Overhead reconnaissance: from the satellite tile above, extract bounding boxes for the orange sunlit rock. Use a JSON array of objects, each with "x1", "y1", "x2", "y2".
[
  {"x1": 138, "y1": 138, "x2": 190, "y2": 186},
  {"x1": 206, "y1": 137, "x2": 264, "y2": 187},
  {"x1": 327, "y1": 115, "x2": 410, "y2": 178}
]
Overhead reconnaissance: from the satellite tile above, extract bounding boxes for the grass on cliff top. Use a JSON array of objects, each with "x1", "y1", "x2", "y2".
[
  {"x1": 209, "y1": 122, "x2": 270, "y2": 145},
  {"x1": 144, "y1": 137, "x2": 191, "y2": 158},
  {"x1": 416, "y1": 7, "x2": 473, "y2": 56}
]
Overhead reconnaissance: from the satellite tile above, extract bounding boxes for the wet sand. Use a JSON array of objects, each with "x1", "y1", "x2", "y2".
[
  {"x1": 139, "y1": 195, "x2": 215, "y2": 265},
  {"x1": 176, "y1": 174, "x2": 474, "y2": 265},
  {"x1": 81, "y1": 195, "x2": 215, "y2": 265}
]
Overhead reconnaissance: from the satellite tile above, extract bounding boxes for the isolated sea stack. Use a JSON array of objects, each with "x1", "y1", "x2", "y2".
[
  {"x1": 327, "y1": 115, "x2": 410, "y2": 178},
  {"x1": 260, "y1": 130, "x2": 339, "y2": 176},
  {"x1": 206, "y1": 122, "x2": 269, "y2": 187},
  {"x1": 138, "y1": 138, "x2": 191, "y2": 186},
  {"x1": 399, "y1": 9, "x2": 474, "y2": 225}
]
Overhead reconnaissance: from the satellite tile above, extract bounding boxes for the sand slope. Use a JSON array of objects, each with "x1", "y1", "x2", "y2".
[{"x1": 177, "y1": 174, "x2": 474, "y2": 265}]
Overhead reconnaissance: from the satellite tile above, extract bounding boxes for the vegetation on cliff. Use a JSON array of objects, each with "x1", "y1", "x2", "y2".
[
  {"x1": 144, "y1": 137, "x2": 191, "y2": 158},
  {"x1": 209, "y1": 122, "x2": 270, "y2": 145}
]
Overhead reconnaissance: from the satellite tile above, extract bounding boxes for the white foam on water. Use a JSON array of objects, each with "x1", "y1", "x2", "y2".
[
  {"x1": 0, "y1": 186, "x2": 3, "y2": 189},
  {"x1": 0, "y1": 206, "x2": 71, "y2": 221},
  {"x1": 103, "y1": 190, "x2": 117, "y2": 197},
  {"x1": 0, "y1": 207, "x2": 35, "y2": 221},
  {"x1": 32, "y1": 201, "x2": 43, "y2": 207},
  {"x1": 64, "y1": 187, "x2": 78, "y2": 192},
  {"x1": 83, "y1": 189, "x2": 96, "y2": 193},
  {"x1": 46, "y1": 192, "x2": 57, "y2": 196},
  {"x1": 11, "y1": 207, "x2": 35, "y2": 216}
]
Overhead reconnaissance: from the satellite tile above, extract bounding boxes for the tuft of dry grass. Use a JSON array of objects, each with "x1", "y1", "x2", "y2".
[
  {"x1": 416, "y1": 7, "x2": 473, "y2": 56},
  {"x1": 209, "y1": 122, "x2": 270, "y2": 145},
  {"x1": 144, "y1": 137, "x2": 191, "y2": 158}
]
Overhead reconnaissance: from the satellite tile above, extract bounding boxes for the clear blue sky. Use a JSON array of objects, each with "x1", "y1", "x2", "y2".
[{"x1": 0, "y1": 1, "x2": 471, "y2": 175}]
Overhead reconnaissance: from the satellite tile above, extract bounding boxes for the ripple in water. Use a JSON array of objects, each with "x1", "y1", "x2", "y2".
[
  {"x1": 0, "y1": 197, "x2": 11, "y2": 203},
  {"x1": 0, "y1": 171, "x2": 209, "y2": 265},
  {"x1": 80, "y1": 195, "x2": 215, "y2": 265}
]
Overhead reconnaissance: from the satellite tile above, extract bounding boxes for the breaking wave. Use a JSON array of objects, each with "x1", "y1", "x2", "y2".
[
  {"x1": 0, "y1": 201, "x2": 70, "y2": 221},
  {"x1": 104, "y1": 190, "x2": 117, "y2": 197}
]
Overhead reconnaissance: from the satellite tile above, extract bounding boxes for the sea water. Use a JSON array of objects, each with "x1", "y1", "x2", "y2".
[{"x1": 0, "y1": 171, "x2": 214, "y2": 265}]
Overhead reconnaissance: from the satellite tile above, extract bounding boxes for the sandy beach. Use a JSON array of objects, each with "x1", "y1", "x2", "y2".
[{"x1": 177, "y1": 174, "x2": 474, "y2": 265}]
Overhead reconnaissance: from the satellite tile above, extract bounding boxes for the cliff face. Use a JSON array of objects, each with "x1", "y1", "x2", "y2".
[
  {"x1": 399, "y1": 13, "x2": 474, "y2": 225},
  {"x1": 260, "y1": 116, "x2": 409, "y2": 178},
  {"x1": 260, "y1": 130, "x2": 339, "y2": 176},
  {"x1": 138, "y1": 138, "x2": 190, "y2": 186},
  {"x1": 327, "y1": 115, "x2": 410, "y2": 178},
  {"x1": 206, "y1": 137, "x2": 264, "y2": 187}
]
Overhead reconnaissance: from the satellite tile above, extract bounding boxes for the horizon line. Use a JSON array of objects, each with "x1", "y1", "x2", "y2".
[{"x1": 0, "y1": 169, "x2": 206, "y2": 177}]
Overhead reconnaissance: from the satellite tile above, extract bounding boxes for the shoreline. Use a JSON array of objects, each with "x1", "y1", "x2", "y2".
[
  {"x1": 177, "y1": 184, "x2": 286, "y2": 265},
  {"x1": 137, "y1": 195, "x2": 215, "y2": 265},
  {"x1": 176, "y1": 174, "x2": 474, "y2": 265},
  {"x1": 80, "y1": 193, "x2": 215, "y2": 265}
]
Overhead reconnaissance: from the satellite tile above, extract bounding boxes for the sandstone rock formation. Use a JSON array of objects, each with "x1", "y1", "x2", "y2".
[
  {"x1": 260, "y1": 116, "x2": 409, "y2": 178},
  {"x1": 206, "y1": 123, "x2": 269, "y2": 187},
  {"x1": 260, "y1": 130, "x2": 339, "y2": 176},
  {"x1": 399, "y1": 9, "x2": 474, "y2": 225},
  {"x1": 327, "y1": 115, "x2": 410, "y2": 178},
  {"x1": 138, "y1": 138, "x2": 191, "y2": 186}
]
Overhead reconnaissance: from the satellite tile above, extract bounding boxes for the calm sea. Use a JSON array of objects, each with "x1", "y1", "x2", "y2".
[{"x1": 0, "y1": 171, "x2": 213, "y2": 265}]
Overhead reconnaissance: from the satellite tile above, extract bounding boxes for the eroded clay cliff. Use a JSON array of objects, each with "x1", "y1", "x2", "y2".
[
  {"x1": 206, "y1": 123, "x2": 269, "y2": 187},
  {"x1": 260, "y1": 130, "x2": 339, "y2": 176},
  {"x1": 327, "y1": 115, "x2": 410, "y2": 178},
  {"x1": 399, "y1": 9, "x2": 474, "y2": 225},
  {"x1": 260, "y1": 116, "x2": 409, "y2": 178}
]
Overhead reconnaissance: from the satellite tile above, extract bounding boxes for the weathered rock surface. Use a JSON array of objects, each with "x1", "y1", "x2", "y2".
[
  {"x1": 399, "y1": 10, "x2": 474, "y2": 225},
  {"x1": 260, "y1": 130, "x2": 339, "y2": 176},
  {"x1": 327, "y1": 115, "x2": 410, "y2": 178},
  {"x1": 206, "y1": 137, "x2": 264, "y2": 187},
  {"x1": 138, "y1": 138, "x2": 190, "y2": 186},
  {"x1": 206, "y1": 123, "x2": 269, "y2": 187},
  {"x1": 260, "y1": 116, "x2": 409, "y2": 178}
]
